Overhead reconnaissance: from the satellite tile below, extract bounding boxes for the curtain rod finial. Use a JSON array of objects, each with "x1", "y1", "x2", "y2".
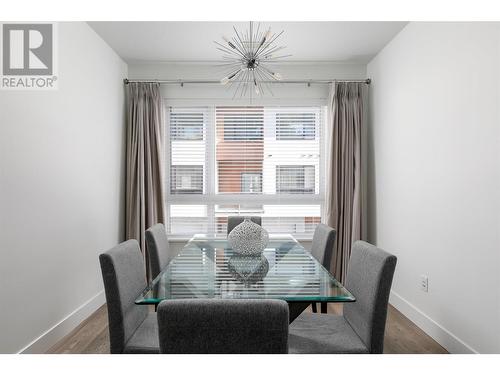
[
  {"x1": 366, "y1": 78, "x2": 371, "y2": 84},
  {"x1": 123, "y1": 78, "x2": 129, "y2": 85}
]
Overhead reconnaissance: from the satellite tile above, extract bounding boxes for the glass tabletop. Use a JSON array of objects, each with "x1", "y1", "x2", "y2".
[{"x1": 135, "y1": 234, "x2": 355, "y2": 305}]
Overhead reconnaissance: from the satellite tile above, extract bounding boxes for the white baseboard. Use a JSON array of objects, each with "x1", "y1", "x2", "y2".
[
  {"x1": 389, "y1": 290, "x2": 478, "y2": 354},
  {"x1": 18, "y1": 291, "x2": 106, "y2": 354}
]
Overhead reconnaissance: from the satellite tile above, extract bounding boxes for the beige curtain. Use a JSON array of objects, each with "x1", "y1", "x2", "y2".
[
  {"x1": 324, "y1": 82, "x2": 366, "y2": 283},
  {"x1": 125, "y1": 82, "x2": 165, "y2": 280}
]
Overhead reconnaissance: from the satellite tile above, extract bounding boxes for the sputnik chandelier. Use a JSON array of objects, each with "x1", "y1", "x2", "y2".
[{"x1": 215, "y1": 22, "x2": 290, "y2": 97}]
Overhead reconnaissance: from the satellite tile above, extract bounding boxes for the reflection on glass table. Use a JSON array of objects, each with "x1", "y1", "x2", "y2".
[
  {"x1": 227, "y1": 254, "x2": 269, "y2": 287},
  {"x1": 136, "y1": 234, "x2": 355, "y2": 306}
]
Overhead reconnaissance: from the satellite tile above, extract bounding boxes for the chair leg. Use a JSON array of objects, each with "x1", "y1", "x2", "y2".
[
  {"x1": 311, "y1": 303, "x2": 317, "y2": 313},
  {"x1": 321, "y1": 302, "x2": 327, "y2": 314}
]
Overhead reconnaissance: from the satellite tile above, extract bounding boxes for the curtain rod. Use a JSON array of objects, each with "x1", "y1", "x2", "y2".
[{"x1": 123, "y1": 78, "x2": 371, "y2": 85}]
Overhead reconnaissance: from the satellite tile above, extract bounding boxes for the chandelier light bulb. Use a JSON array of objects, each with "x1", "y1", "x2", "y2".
[
  {"x1": 220, "y1": 76, "x2": 230, "y2": 85},
  {"x1": 273, "y1": 72, "x2": 282, "y2": 81},
  {"x1": 259, "y1": 28, "x2": 272, "y2": 48},
  {"x1": 222, "y1": 36, "x2": 236, "y2": 49},
  {"x1": 254, "y1": 80, "x2": 260, "y2": 95},
  {"x1": 264, "y1": 28, "x2": 272, "y2": 41}
]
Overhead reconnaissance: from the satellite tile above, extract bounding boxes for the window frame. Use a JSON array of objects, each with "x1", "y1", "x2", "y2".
[{"x1": 165, "y1": 104, "x2": 325, "y2": 239}]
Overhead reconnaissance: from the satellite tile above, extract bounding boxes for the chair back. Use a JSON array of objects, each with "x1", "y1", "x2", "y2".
[
  {"x1": 310, "y1": 223, "x2": 336, "y2": 268},
  {"x1": 99, "y1": 240, "x2": 148, "y2": 354},
  {"x1": 145, "y1": 223, "x2": 171, "y2": 279},
  {"x1": 343, "y1": 240, "x2": 397, "y2": 353},
  {"x1": 227, "y1": 216, "x2": 262, "y2": 235},
  {"x1": 157, "y1": 299, "x2": 289, "y2": 354}
]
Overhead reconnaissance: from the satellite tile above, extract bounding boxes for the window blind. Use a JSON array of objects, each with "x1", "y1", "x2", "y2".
[{"x1": 166, "y1": 105, "x2": 325, "y2": 238}]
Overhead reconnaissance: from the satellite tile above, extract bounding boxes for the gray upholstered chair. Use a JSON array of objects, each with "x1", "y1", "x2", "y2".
[
  {"x1": 157, "y1": 299, "x2": 289, "y2": 354},
  {"x1": 227, "y1": 216, "x2": 262, "y2": 235},
  {"x1": 99, "y1": 240, "x2": 159, "y2": 354},
  {"x1": 310, "y1": 223, "x2": 336, "y2": 313},
  {"x1": 289, "y1": 240, "x2": 397, "y2": 354},
  {"x1": 145, "y1": 223, "x2": 172, "y2": 279}
]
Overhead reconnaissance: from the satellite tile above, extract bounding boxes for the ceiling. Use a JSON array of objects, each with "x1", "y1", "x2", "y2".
[{"x1": 88, "y1": 22, "x2": 407, "y2": 64}]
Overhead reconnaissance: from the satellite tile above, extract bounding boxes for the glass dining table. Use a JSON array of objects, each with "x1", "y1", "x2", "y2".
[{"x1": 135, "y1": 234, "x2": 355, "y2": 322}]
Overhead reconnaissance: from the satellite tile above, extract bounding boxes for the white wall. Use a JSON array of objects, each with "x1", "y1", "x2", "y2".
[
  {"x1": 0, "y1": 22, "x2": 127, "y2": 353},
  {"x1": 367, "y1": 22, "x2": 500, "y2": 353}
]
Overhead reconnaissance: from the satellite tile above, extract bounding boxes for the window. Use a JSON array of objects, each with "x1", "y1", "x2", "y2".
[
  {"x1": 276, "y1": 113, "x2": 316, "y2": 140},
  {"x1": 221, "y1": 107, "x2": 263, "y2": 141},
  {"x1": 170, "y1": 165, "x2": 203, "y2": 194},
  {"x1": 276, "y1": 165, "x2": 315, "y2": 194},
  {"x1": 168, "y1": 107, "x2": 206, "y2": 196},
  {"x1": 241, "y1": 173, "x2": 262, "y2": 193},
  {"x1": 166, "y1": 106, "x2": 324, "y2": 238},
  {"x1": 170, "y1": 110, "x2": 204, "y2": 140}
]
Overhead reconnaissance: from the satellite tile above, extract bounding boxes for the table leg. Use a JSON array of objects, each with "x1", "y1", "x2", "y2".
[
  {"x1": 321, "y1": 302, "x2": 327, "y2": 313},
  {"x1": 287, "y1": 302, "x2": 310, "y2": 323}
]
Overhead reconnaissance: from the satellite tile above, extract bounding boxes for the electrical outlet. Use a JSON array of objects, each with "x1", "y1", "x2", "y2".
[{"x1": 420, "y1": 275, "x2": 428, "y2": 292}]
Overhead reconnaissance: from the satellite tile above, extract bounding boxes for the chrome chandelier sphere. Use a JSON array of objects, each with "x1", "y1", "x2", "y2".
[{"x1": 215, "y1": 22, "x2": 290, "y2": 97}]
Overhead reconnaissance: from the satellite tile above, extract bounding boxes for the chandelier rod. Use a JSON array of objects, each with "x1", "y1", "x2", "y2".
[{"x1": 123, "y1": 78, "x2": 371, "y2": 85}]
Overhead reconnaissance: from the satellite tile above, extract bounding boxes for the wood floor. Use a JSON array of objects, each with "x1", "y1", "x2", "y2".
[{"x1": 47, "y1": 303, "x2": 447, "y2": 354}]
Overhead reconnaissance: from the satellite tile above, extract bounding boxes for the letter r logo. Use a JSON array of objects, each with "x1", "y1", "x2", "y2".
[{"x1": 3, "y1": 24, "x2": 53, "y2": 75}]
